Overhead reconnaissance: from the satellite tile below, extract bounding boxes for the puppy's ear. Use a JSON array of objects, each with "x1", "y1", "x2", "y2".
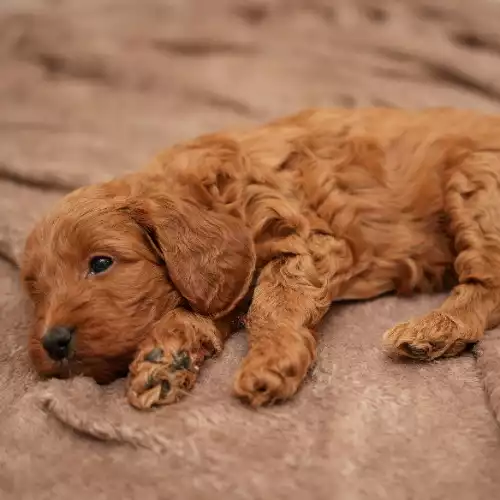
[{"x1": 126, "y1": 194, "x2": 256, "y2": 318}]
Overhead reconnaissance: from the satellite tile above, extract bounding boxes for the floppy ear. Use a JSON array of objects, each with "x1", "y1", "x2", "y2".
[{"x1": 127, "y1": 194, "x2": 256, "y2": 318}]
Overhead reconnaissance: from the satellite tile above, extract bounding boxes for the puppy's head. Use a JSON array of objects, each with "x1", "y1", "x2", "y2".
[{"x1": 21, "y1": 180, "x2": 255, "y2": 383}]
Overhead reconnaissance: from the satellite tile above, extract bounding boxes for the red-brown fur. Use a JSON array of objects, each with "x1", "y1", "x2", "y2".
[{"x1": 21, "y1": 107, "x2": 500, "y2": 408}]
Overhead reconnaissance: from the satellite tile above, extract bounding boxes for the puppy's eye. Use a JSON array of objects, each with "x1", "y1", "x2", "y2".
[{"x1": 89, "y1": 256, "x2": 114, "y2": 275}]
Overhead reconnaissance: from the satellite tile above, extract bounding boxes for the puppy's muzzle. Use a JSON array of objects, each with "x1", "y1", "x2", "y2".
[{"x1": 42, "y1": 325, "x2": 75, "y2": 360}]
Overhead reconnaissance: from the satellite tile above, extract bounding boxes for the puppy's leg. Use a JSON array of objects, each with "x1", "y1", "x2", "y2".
[
  {"x1": 383, "y1": 284, "x2": 500, "y2": 359},
  {"x1": 127, "y1": 309, "x2": 229, "y2": 409},
  {"x1": 384, "y1": 151, "x2": 500, "y2": 359},
  {"x1": 233, "y1": 254, "x2": 331, "y2": 407}
]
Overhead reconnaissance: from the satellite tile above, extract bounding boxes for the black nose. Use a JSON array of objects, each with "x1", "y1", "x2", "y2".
[{"x1": 42, "y1": 326, "x2": 74, "y2": 360}]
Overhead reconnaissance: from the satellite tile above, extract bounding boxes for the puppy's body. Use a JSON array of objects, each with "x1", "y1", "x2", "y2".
[{"x1": 22, "y1": 107, "x2": 500, "y2": 408}]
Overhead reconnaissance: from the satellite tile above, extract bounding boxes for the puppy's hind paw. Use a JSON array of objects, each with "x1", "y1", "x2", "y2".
[{"x1": 382, "y1": 311, "x2": 475, "y2": 360}]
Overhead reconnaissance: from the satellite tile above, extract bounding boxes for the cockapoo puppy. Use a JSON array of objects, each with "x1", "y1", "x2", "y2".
[{"x1": 21, "y1": 107, "x2": 500, "y2": 409}]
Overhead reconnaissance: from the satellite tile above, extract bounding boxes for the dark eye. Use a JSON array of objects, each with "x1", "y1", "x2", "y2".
[{"x1": 89, "y1": 256, "x2": 114, "y2": 275}]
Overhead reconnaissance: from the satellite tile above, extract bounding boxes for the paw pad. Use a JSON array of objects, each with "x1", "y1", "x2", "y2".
[
  {"x1": 144, "y1": 373, "x2": 159, "y2": 390},
  {"x1": 144, "y1": 347, "x2": 164, "y2": 363},
  {"x1": 401, "y1": 343, "x2": 430, "y2": 359},
  {"x1": 171, "y1": 351, "x2": 191, "y2": 371},
  {"x1": 160, "y1": 380, "x2": 171, "y2": 397}
]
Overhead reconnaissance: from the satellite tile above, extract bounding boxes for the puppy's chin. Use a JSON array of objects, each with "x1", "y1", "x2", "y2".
[
  {"x1": 28, "y1": 340, "x2": 62, "y2": 378},
  {"x1": 78, "y1": 357, "x2": 131, "y2": 384},
  {"x1": 28, "y1": 341, "x2": 131, "y2": 385}
]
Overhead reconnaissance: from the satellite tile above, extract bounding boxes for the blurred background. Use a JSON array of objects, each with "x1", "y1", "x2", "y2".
[{"x1": 1, "y1": 0, "x2": 500, "y2": 259}]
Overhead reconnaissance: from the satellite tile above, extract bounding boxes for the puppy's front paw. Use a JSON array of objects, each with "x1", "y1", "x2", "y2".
[
  {"x1": 127, "y1": 346, "x2": 207, "y2": 410},
  {"x1": 383, "y1": 311, "x2": 476, "y2": 360},
  {"x1": 233, "y1": 342, "x2": 312, "y2": 407}
]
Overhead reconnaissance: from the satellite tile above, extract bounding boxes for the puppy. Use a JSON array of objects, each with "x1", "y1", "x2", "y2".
[{"x1": 21, "y1": 107, "x2": 500, "y2": 409}]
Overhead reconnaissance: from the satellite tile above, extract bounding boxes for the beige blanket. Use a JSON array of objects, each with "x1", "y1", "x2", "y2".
[{"x1": 2, "y1": 1, "x2": 500, "y2": 498}]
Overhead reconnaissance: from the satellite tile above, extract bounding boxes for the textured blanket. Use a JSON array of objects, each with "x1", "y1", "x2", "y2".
[{"x1": 2, "y1": 1, "x2": 500, "y2": 499}]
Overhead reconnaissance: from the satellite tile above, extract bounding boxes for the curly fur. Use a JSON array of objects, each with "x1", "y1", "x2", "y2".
[{"x1": 21, "y1": 107, "x2": 500, "y2": 408}]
